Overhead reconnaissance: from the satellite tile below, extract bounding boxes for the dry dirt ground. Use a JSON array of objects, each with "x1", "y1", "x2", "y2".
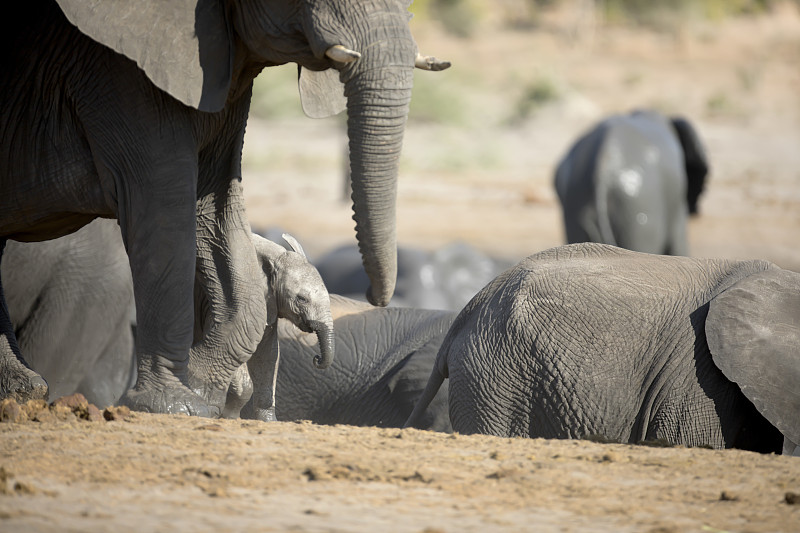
[
  {"x1": 1, "y1": 400, "x2": 799, "y2": 532},
  {"x1": 2, "y1": 4, "x2": 800, "y2": 532}
]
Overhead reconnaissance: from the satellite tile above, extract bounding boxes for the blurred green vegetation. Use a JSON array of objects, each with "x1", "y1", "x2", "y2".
[
  {"x1": 249, "y1": 64, "x2": 305, "y2": 120},
  {"x1": 413, "y1": 0, "x2": 796, "y2": 34},
  {"x1": 602, "y1": 0, "x2": 784, "y2": 24},
  {"x1": 508, "y1": 75, "x2": 561, "y2": 124},
  {"x1": 249, "y1": 61, "x2": 467, "y2": 126},
  {"x1": 248, "y1": 1, "x2": 791, "y2": 122}
]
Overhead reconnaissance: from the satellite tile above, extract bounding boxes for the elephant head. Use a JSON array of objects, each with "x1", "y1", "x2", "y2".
[
  {"x1": 56, "y1": 0, "x2": 450, "y2": 308},
  {"x1": 252, "y1": 233, "x2": 334, "y2": 369},
  {"x1": 221, "y1": 233, "x2": 334, "y2": 421}
]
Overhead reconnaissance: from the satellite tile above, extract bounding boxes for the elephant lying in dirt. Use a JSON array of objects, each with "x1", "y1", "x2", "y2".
[
  {"x1": 2, "y1": 0, "x2": 448, "y2": 415},
  {"x1": 3, "y1": 223, "x2": 333, "y2": 412},
  {"x1": 2, "y1": 219, "x2": 135, "y2": 408},
  {"x1": 407, "y1": 243, "x2": 800, "y2": 456},
  {"x1": 554, "y1": 110, "x2": 709, "y2": 255},
  {"x1": 226, "y1": 295, "x2": 454, "y2": 432}
]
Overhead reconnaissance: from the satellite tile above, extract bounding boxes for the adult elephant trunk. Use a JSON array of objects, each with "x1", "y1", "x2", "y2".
[
  {"x1": 341, "y1": 28, "x2": 415, "y2": 307},
  {"x1": 310, "y1": 319, "x2": 335, "y2": 370}
]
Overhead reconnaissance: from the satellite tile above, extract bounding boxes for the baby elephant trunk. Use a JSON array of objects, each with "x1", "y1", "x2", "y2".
[{"x1": 310, "y1": 320, "x2": 335, "y2": 370}]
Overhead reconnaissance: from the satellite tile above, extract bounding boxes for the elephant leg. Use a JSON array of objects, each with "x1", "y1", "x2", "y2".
[
  {"x1": 222, "y1": 364, "x2": 253, "y2": 419},
  {"x1": 0, "y1": 240, "x2": 48, "y2": 402},
  {"x1": 664, "y1": 211, "x2": 689, "y2": 256},
  {"x1": 76, "y1": 317, "x2": 135, "y2": 408},
  {"x1": 242, "y1": 325, "x2": 280, "y2": 422},
  {"x1": 784, "y1": 437, "x2": 800, "y2": 457},
  {"x1": 188, "y1": 178, "x2": 268, "y2": 411},
  {"x1": 114, "y1": 161, "x2": 217, "y2": 416}
]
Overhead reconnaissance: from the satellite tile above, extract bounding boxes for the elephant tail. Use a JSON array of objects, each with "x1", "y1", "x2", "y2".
[{"x1": 404, "y1": 360, "x2": 447, "y2": 430}]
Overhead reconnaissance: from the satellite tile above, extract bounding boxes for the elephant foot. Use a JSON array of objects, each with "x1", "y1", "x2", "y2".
[
  {"x1": 254, "y1": 406, "x2": 277, "y2": 422},
  {"x1": 0, "y1": 358, "x2": 48, "y2": 403},
  {"x1": 120, "y1": 370, "x2": 220, "y2": 418}
]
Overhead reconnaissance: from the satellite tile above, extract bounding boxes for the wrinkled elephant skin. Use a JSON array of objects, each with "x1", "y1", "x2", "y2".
[
  {"x1": 407, "y1": 243, "x2": 799, "y2": 454},
  {"x1": 0, "y1": 0, "x2": 441, "y2": 414}
]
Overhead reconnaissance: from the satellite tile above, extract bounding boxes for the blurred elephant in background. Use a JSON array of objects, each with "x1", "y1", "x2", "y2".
[
  {"x1": 1, "y1": 0, "x2": 448, "y2": 414},
  {"x1": 227, "y1": 295, "x2": 454, "y2": 432},
  {"x1": 407, "y1": 243, "x2": 799, "y2": 455},
  {"x1": 2, "y1": 219, "x2": 136, "y2": 408},
  {"x1": 554, "y1": 110, "x2": 709, "y2": 255},
  {"x1": 313, "y1": 242, "x2": 511, "y2": 311}
]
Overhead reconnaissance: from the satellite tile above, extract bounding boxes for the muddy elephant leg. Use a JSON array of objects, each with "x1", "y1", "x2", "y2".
[
  {"x1": 188, "y1": 178, "x2": 268, "y2": 411},
  {"x1": 0, "y1": 240, "x2": 48, "y2": 402}
]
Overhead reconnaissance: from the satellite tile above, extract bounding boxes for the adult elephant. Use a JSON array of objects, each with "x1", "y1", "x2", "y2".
[
  {"x1": 407, "y1": 243, "x2": 800, "y2": 455},
  {"x1": 2, "y1": 219, "x2": 135, "y2": 408},
  {"x1": 554, "y1": 110, "x2": 709, "y2": 255},
  {"x1": 0, "y1": 0, "x2": 448, "y2": 415},
  {"x1": 227, "y1": 295, "x2": 454, "y2": 432}
]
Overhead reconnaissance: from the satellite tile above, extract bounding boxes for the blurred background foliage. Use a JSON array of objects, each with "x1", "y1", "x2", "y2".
[
  {"x1": 249, "y1": 0, "x2": 796, "y2": 125},
  {"x1": 411, "y1": 0, "x2": 796, "y2": 32}
]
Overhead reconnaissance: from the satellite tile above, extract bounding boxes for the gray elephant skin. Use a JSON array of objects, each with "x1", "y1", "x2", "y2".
[
  {"x1": 313, "y1": 242, "x2": 511, "y2": 311},
  {"x1": 1, "y1": 0, "x2": 448, "y2": 415},
  {"x1": 554, "y1": 110, "x2": 709, "y2": 255},
  {"x1": 407, "y1": 243, "x2": 800, "y2": 455},
  {"x1": 2, "y1": 224, "x2": 333, "y2": 411},
  {"x1": 216, "y1": 233, "x2": 335, "y2": 422},
  {"x1": 2, "y1": 220, "x2": 135, "y2": 408},
  {"x1": 227, "y1": 294, "x2": 454, "y2": 431}
]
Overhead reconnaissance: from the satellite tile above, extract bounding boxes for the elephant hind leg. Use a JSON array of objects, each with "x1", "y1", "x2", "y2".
[{"x1": 0, "y1": 241, "x2": 48, "y2": 402}]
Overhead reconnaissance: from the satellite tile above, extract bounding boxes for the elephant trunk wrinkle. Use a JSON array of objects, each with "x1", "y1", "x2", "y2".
[{"x1": 310, "y1": 319, "x2": 335, "y2": 370}]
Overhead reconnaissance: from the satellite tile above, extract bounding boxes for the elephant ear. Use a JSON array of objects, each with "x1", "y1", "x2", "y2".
[
  {"x1": 670, "y1": 116, "x2": 709, "y2": 214},
  {"x1": 705, "y1": 268, "x2": 800, "y2": 445},
  {"x1": 56, "y1": 0, "x2": 232, "y2": 112},
  {"x1": 298, "y1": 67, "x2": 347, "y2": 119},
  {"x1": 281, "y1": 233, "x2": 307, "y2": 259}
]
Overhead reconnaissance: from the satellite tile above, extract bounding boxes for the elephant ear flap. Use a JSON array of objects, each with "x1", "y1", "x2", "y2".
[
  {"x1": 705, "y1": 268, "x2": 800, "y2": 445},
  {"x1": 298, "y1": 67, "x2": 347, "y2": 119},
  {"x1": 56, "y1": 0, "x2": 232, "y2": 112},
  {"x1": 670, "y1": 116, "x2": 709, "y2": 214}
]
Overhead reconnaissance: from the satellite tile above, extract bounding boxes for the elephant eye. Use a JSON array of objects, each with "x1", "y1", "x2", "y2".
[{"x1": 296, "y1": 295, "x2": 309, "y2": 305}]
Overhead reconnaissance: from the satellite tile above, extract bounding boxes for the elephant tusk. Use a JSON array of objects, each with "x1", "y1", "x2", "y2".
[
  {"x1": 326, "y1": 45, "x2": 361, "y2": 63},
  {"x1": 415, "y1": 53, "x2": 451, "y2": 71}
]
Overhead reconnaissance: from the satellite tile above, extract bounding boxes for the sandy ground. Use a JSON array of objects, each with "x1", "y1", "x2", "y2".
[
  {"x1": 1, "y1": 402, "x2": 799, "y2": 532},
  {"x1": 2, "y1": 4, "x2": 800, "y2": 532}
]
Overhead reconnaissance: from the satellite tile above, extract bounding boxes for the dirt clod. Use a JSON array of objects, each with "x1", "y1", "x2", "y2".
[
  {"x1": 103, "y1": 405, "x2": 132, "y2": 421},
  {"x1": 0, "y1": 399, "x2": 25, "y2": 423}
]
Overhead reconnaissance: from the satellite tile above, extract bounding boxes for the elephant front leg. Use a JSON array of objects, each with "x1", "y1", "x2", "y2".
[
  {"x1": 117, "y1": 181, "x2": 217, "y2": 417},
  {"x1": 188, "y1": 179, "x2": 268, "y2": 411},
  {"x1": 0, "y1": 241, "x2": 48, "y2": 402},
  {"x1": 243, "y1": 324, "x2": 280, "y2": 422}
]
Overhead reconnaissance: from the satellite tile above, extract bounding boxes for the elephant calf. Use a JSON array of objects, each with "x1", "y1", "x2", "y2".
[
  {"x1": 554, "y1": 110, "x2": 709, "y2": 255},
  {"x1": 226, "y1": 295, "x2": 455, "y2": 432},
  {"x1": 4, "y1": 226, "x2": 334, "y2": 413},
  {"x1": 407, "y1": 243, "x2": 800, "y2": 455}
]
